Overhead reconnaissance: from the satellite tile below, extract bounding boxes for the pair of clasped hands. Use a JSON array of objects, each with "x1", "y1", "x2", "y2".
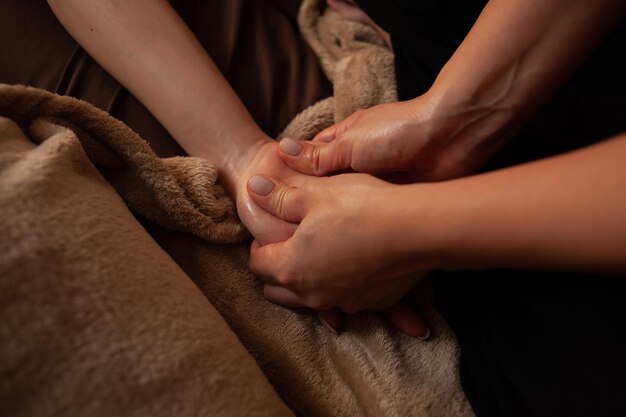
[{"x1": 236, "y1": 96, "x2": 485, "y2": 339}]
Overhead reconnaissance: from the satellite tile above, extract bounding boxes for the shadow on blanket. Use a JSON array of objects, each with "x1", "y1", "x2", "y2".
[{"x1": 0, "y1": 1, "x2": 473, "y2": 416}]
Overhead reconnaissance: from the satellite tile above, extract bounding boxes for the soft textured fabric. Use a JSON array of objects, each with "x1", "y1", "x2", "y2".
[
  {"x1": 356, "y1": 2, "x2": 626, "y2": 416},
  {"x1": 0, "y1": 1, "x2": 474, "y2": 416},
  {"x1": 0, "y1": 110, "x2": 292, "y2": 417},
  {"x1": 0, "y1": 85, "x2": 246, "y2": 244},
  {"x1": 281, "y1": 0, "x2": 397, "y2": 139}
]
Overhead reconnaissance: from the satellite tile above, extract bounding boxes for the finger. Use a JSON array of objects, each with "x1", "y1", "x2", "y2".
[
  {"x1": 264, "y1": 284, "x2": 305, "y2": 308},
  {"x1": 249, "y1": 239, "x2": 289, "y2": 286},
  {"x1": 317, "y1": 308, "x2": 343, "y2": 335},
  {"x1": 382, "y1": 302, "x2": 430, "y2": 340},
  {"x1": 312, "y1": 125, "x2": 337, "y2": 143},
  {"x1": 247, "y1": 175, "x2": 307, "y2": 222},
  {"x1": 278, "y1": 137, "x2": 352, "y2": 176},
  {"x1": 240, "y1": 197, "x2": 297, "y2": 246}
]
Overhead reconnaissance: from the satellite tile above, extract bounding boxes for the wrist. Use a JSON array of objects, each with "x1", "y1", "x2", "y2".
[
  {"x1": 415, "y1": 71, "x2": 521, "y2": 175},
  {"x1": 380, "y1": 182, "x2": 448, "y2": 272},
  {"x1": 193, "y1": 131, "x2": 272, "y2": 200},
  {"x1": 395, "y1": 180, "x2": 475, "y2": 272}
]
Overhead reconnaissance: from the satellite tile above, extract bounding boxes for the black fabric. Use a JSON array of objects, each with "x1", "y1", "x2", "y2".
[
  {"x1": 357, "y1": 1, "x2": 626, "y2": 416},
  {"x1": 434, "y1": 271, "x2": 626, "y2": 417}
]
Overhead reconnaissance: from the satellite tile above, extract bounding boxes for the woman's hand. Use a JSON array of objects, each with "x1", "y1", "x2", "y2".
[
  {"x1": 276, "y1": 93, "x2": 497, "y2": 182},
  {"x1": 246, "y1": 172, "x2": 432, "y2": 315},
  {"x1": 255, "y1": 133, "x2": 626, "y2": 284},
  {"x1": 280, "y1": 0, "x2": 626, "y2": 183},
  {"x1": 231, "y1": 140, "x2": 429, "y2": 338}
]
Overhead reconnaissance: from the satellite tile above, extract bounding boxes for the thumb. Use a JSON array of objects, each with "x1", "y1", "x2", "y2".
[
  {"x1": 247, "y1": 175, "x2": 307, "y2": 223},
  {"x1": 278, "y1": 137, "x2": 352, "y2": 176}
]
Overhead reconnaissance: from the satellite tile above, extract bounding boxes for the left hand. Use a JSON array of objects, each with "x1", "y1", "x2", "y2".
[{"x1": 246, "y1": 172, "x2": 429, "y2": 315}]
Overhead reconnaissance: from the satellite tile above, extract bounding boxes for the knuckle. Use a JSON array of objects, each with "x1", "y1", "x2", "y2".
[
  {"x1": 275, "y1": 269, "x2": 297, "y2": 287},
  {"x1": 249, "y1": 254, "x2": 262, "y2": 275},
  {"x1": 273, "y1": 185, "x2": 297, "y2": 219},
  {"x1": 275, "y1": 257, "x2": 302, "y2": 287},
  {"x1": 311, "y1": 146, "x2": 323, "y2": 174},
  {"x1": 336, "y1": 121, "x2": 350, "y2": 138},
  {"x1": 325, "y1": 125, "x2": 337, "y2": 137}
]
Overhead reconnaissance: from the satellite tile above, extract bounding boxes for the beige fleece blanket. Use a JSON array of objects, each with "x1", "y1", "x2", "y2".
[{"x1": 0, "y1": 1, "x2": 473, "y2": 416}]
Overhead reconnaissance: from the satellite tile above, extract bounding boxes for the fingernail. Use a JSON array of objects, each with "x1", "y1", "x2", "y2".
[
  {"x1": 248, "y1": 176, "x2": 275, "y2": 196},
  {"x1": 280, "y1": 138, "x2": 303, "y2": 156},
  {"x1": 417, "y1": 327, "x2": 431, "y2": 341}
]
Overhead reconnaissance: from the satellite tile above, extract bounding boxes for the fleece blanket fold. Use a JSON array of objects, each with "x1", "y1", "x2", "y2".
[
  {"x1": 0, "y1": 85, "x2": 247, "y2": 245},
  {"x1": 0, "y1": 1, "x2": 473, "y2": 416},
  {"x1": 0, "y1": 111, "x2": 292, "y2": 417}
]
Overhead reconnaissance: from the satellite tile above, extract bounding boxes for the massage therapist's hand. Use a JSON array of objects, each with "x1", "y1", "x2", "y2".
[
  {"x1": 277, "y1": 93, "x2": 497, "y2": 182},
  {"x1": 231, "y1": 140, "x2": 429, "y2": 338},
  {"x1": 246, "y1": 173, "x2": 429, "y2": 314},
  {"x1": 282, "y1": 0, "x2": 626, "y2": 183}
]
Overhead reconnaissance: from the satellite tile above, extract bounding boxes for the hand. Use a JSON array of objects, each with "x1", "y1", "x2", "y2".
[
  {"x1": 230, "y1": 139, "x2": 306, "y2": 245},
  {"x1": 230, "y1": 140, "x2": 429, "y2": 338},
  {"x1": 276, "y1": 93, "x2": 500, "y2": 182},
  {"x1": 246, "y1": 172, "x2": 431, "y2": 319}
]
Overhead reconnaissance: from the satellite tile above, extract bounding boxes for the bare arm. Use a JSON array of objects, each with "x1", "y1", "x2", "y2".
[
  {"x1": 47, "y1": 0, "x2": 431, "y2": 337},
  {"x1": 419, "y1": 132, "x2": 626, "y2": 274},
  {"x1": 427, "y1": 0, "x2": 626, "y2": 156},
  {"x1": 46, "y1": 0, "x2": 269, "y2": 194},
  {"x1": 247, "y1": 132, "x2": 626, "y2": 311},
  {"x1": 277, "y1": 0, "x2": 626, "y2": 181}
]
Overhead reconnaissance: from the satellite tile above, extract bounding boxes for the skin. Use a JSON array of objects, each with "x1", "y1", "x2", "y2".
[
  {"x1": 279, "y1": 0, "x2": 626, "y2": 182},
  {"x1": 250, "y1": 0, "x2": 626, "y2": 310},
  {"x1": 248, "y1": 132, "x2": 626, "y2": 311},
  {"x1": 46, "y1": 0, "x2": 292, "y2": 243},
  {"x1": 46, "y1": 0, "x2": 427, "y2": 337}
]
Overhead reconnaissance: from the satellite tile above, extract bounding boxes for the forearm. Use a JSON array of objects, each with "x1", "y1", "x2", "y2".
[
  {"x1": 47, "y1": 0, "x2": 268, "y2": 193},
  {"x1": 422, "y1": 0, "x2": 626, "y2": 159},
  {"x1": 408, "y1": 132, "x2": 626, "y2": 274}
]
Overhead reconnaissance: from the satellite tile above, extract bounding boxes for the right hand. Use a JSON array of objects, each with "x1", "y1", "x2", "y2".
[
  {"x1": 277, "y1": 93, "x2": 499, "y2": 182},
  {"x1": 246, "y1": 172, "x2": 431, "y2": 329}
]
